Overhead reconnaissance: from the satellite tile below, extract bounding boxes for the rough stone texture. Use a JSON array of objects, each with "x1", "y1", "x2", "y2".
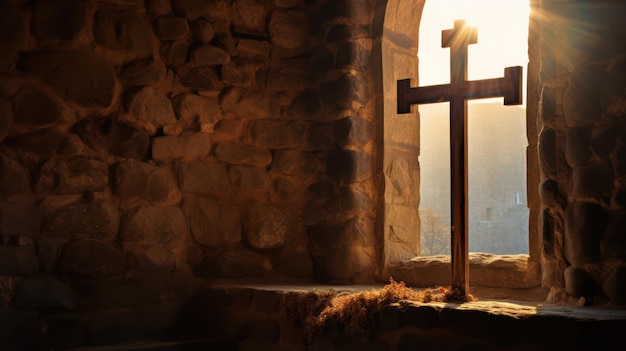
[
  {"x1": 215, "y1": 142, "x2": 272, "y2": 167},
  {"x1": 155, "y1": 16, "x2": 189, "y2": 41},
  {"x1": 188, "y1": 197, "x2": 241, "y2": 248},
  {"x1": 126, "y1": 87, "x2": 177, "y2": 132},
  {"x1": 0, "y1": 153, "x2": 30, "y2": 195},
  {"x1": 0, "y1": 0, "x2": 28, "y2": 71},
  {"x1": 123, "y1": 243, "x2": 176, "y2": 273},
  {"x1": 271, "y1": 150, "x2": 319, "y2": 177},
  {"x1": 94, "y1": 9, "x2": 154, "y2": 54},
  {"x1": 326, "y1": 149, "x2": 372, "y2": 182},
  {"x1": 177, "y1": 64, "x2": 224, "y2": 90},
  {"x1": 36, "y1": 156, "x2": 108, "y2": 194},
  {"x1": 191, "y1": 44, "x2": 231, "y2": 65},
  {"x1": 564, "y1": 266, "x2": 596, "y2": 299},
  {"x1": 4, "y1": 129, "x2": 83, "y2": 156},
  {"x1": 268, "y1": 10, "x2": 307, "y2": 49},
  {"x1": 336, "y1": 42, "x2": 370, "y2": 70},
  {"x1": 73, "y1": 117, "x2": 150, "y2": 159},
  {"x1": 113, "y1": 161, "x2": 179, "y2": 204},
  {"x1": 43, "y1": 201, "x2": 120, "y2": 242},
  {"x1": 179, "y1": 162, "x2": 231, "y2": 195},
  {"x1": 13, "y1": 276, "x2": 76, "y2": 310},
  {"x1": 563, "y1": 64, "x2": 604, "y2": 128},
  {"x1": 0, "y1": 98, "x2": 13, "y2": 142},
  {"x1": 20, "y1": 50, "x2": 116, "y2": 108},
  {"x1": 191, "y1": 19, "x2": 215, "y2": 43},
  {"x1": 0, "y1": 203, "x2": 44, "y2": 239},
  {"x1": 160, "y1": 39, "x2": 190, "y2": 68},
  {"x1": 120, "y1": 206, "x2": 187, "y2": 248},
  {"x1": 251, "y1": 120, "x2": 308, "y2": 148},
  {"x1": 603, "y1": 264, "x2": 626, "y2": 305},
  {"x1": 32, "y1": 0, "x2": 96, "y2": 41},
  {"x1": 232, "y1": 0, "x2": 268, "y2": 36},
  {"x1": 320, "y1": 73, "x2": 370, "y2": 109},
  {"x1": 194, "y1": 248, "x2": 270, "y2": 279},
  {"x1": 571, "y1": 161, "x2": 614, "y2": 200},
  {"x1": 565, "y1": 127, "x2": 592, "y2": 167},
  {"x1": 119, "y1": 59, "x2": 167, "y2": 88},
  {"x1": 152, "y1": 133, "x2": 212, "y2": 161},
  {"x1": 219, "y1": 88, "x2": 279, "y2": 119},
  {"x1": 13, "y1": 86, "x2": 72, "y2": 128},
  {"x1": 564, "y1": 202, "x2": 606, "y2": 266},
  {"x1": 0, "y1": 247, "x2": 39, "y2": 276},
  {"x1": 601, "y1": 210, "x2": 626, "y2": 259},
  {"x1": 335, "y1": 116, "x2": 373, "y2": 147},
  {"x1": 539, "y1": 127, "x2": 557, "y2": 176},
  {"x1": 228, "y1": 165, "x2": 271, "y2": 192},
  {"x1": 58, "y1": 239, "x2": 125, "y2": 279},
  {"x1": 173, "y1": 0, "x2": 230, "y2": 22},
  {"x1": 246, "y1": 205, "x2": 297, "y2": 249},
  {"x1": 171, "y1": 93, "x2": 221, "y2": 129}
]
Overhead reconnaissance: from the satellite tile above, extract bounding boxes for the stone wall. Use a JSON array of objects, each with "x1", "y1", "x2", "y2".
[
  {"x1": 0, "y1": 0, "x2": 383, "y2": 327},
  {"x1": 538, "y1": 0, "x2": 626, "y2": 305}
]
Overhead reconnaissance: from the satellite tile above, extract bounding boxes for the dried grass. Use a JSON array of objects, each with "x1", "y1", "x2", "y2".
[{"x1": 281, "y1": 279, "x2": 474, "y2": 344}]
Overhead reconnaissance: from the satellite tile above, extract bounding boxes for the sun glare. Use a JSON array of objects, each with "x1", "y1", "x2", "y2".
[{"x1": 419, "y1": 0, "x2": 530, "y2": 87}]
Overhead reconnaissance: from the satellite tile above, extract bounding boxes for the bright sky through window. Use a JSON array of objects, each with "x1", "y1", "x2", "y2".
[{"x1": 419, "y1": 0, "x2": 530, "y2": 100}]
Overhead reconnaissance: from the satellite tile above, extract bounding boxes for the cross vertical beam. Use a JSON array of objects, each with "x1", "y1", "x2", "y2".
[{"x1": 397, "y1": 20, "x2": 523, "y2": 299}]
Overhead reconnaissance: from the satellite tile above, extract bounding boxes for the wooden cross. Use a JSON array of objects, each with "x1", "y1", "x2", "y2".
[{"x1": 397, "y1": 19, "x2": 523, "y2": 298}]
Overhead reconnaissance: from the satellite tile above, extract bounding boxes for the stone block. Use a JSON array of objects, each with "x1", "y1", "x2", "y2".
[
  {"x1": 0, "y1": 153, "x2": 29, "y2": 195},
  {"x1": 146, "y1": 0, "x2": 172, "y2": 15},
  {"x1": 274, "y1": 177, "x2": 299, "y2": 201},
  {"x1": 155, "y1": 16, "x2": 188, "y2": 40},
  {"x1": 173, "y1": 0, "x2": 230, "y2": 21},
  {"x1": 120, "y1": 206, "x2": 187, "y2": 248},
  {"x1": 219, "y1": 87, "x2": 279, "y2": 119},
  {"x1": 326, "y1": 245, "x2": 376, "y2": 281},
  {"x1": 43, "y1": 201, "x2": 119, "y2": 242},
  {"x1": 73, "y1": 117, "x2": 150, "y2": 158},
  {"x1": 58, "y1": 239, "x2": 124, "y2": 279},
  {"x1": 324, "y1": 187, "x2": 373, "y2": 215},
  {"x1": 271, "y1": 246, "x2": 313, "y2": 278},
  {"x1": 237, "y1": 39, "x2": 271, "y2": 60},
  {"x1": 0, "y1": 98, "x2": 12, "y2": 142},
  {"x1": 565, "y1": 127, "x2": 592, "y2": 167},
  {"x1": 336, "y1": 42, "x2": 370, "y2": 71},
  {"x1": 172, "y1": 93, "x2": 221, "y2": 129},
  {"x1": 77, "y1": 275, "x2": 170, "y2": 310},
  {"x1": 320, "y1": 74, "x2": 370, "y2": 110},
  {"x1": 126, "y1": 87, "x2": 177, "y2": 132},
  {"x1": 539, "y1": 178, "x2": 564, "y2": 209},
  {"x1": 320, "y1": 0, "x2": 370, "y2": 24},
  {"x1": 251, "y1": 120, "x2": 309, "y2": 148},
  {"x1": 269, "y1": 10, "x2": 307, "y2": 49},
  {"x1": 194, "y1": 248, "x2": 270, "y2": 279},
  {"x1": 36, "y1": 156, "x2": 108, "y2": 194},
  {"x1": 191, "y1": 18, "x2": 215, "y2": 43},
  {"x1": 601, "y1": 210, "x2": 626, "y2": 260},
  {"x1": 20, "y1": 50, "x2": 116, "y2": 108},
  {"x1": 564, "y1": 64, "x2": 604, "y2": 128},
  {"x1": 119, "y1": 59, "x2": 167, "y2": 88},
  {"x1": 0, "y1": 203, "x2": 44, "y2": 238},
  {"x1": 113, "y1": 161, "x2": 180, "y2": 204},
  {"x1": 233, "y1": 0, "x2": 268, "y2": 36},
  {"x1": 0, "y1": 73, "x2": 27, "y2": 98},
  {"x1": 13, "y1": 86, "x2": 72, "y2": 127},
  {"x1": 32, "y1": 0, "x2": 95, "y2": 41},
  {"x1": 124, "y1": 242, "x2": 176, "y2": 273},
  {"x1": 334, "y1": 116, "x2": 372, "y2": 147},
  {"x1": 564, "y1": 201, "x2": 606, "y2": 266},
  {"x1": 152, "y1": 133, "x2": 212, "y2": 160},
  {"x1": 571, "y1": 161, "x2": 614, "y2": 200},
  {"x1": 539, "y1": 127, "x2": 557, "y2": 176},
  {"x1": 179, "y1": 162, "x2": 231, "y2": 195},
  {"x1": 262, "y1": 69, "x2": 309, "y2": 92},
  {"x1": 177, "y1": 64, "x2": 224, "y2": 90},
  {"x1": 191, "y1": 44, "x2": 231, "y2": 65},
  {"x1": 13, "y1": 276, "x2": 75, "y2": 310},
  {"x1": 215, "y1": 142, "x2": 272, "y2": 168},
  {"x1": 4, "y1": 129, "x2": 79, "y2": 156},
  {"x1": 94, "y1": 9, "x2": 154, "y2": 54},
  {"x1": 246, "y1": 204, "x2": 298, "y2": 249},
  {"x1": 603, "y1": 264, "x2": 626, "y2": 305},
  {"x1": 288, "y1": 89, "x2": 325, "y2": 119},
  {"x1": 160, "y1": 39, "x2": 190, "y2": 68},
  {"x1": 188, "y1": 197, "x2": 241, "y2": 248},
  {"x1": 327, "y1": 24, "x2": 370, "y2": 43},
  {"x1": 0, "y1": 246, "x2": 39, "y2": 276},
  {"x1": 326, "y1": 149, "x2": 372, "y2": 182},
  {"x1": 541, "y1": 208, "x2": 555, "y2": 257},
  {"x1": 228, "y1": 165, "x2": 271, "y2": 191},
  {"x1": 271, "y1": 150, "x2": 319, "y2": 177},
  {"x1": 564, "y1": 266, "x2": 596, "y2": 299}
]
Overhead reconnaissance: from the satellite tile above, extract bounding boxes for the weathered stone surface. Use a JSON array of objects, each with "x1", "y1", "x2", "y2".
[
  {"x1": 73, "y1": 117, "x2": 150, "y2": 158},
  {"x1": 0, "y1": 247, "x2": 38, "y2": 276},
  {"x1": 564, "y1": 64, "x2": 604, "y2": 128},
  {"x1": 565, "y1": 127, "x2": 592, "y2": 167},
  {"x1": 251, "y1": 120, "x2": 308, "y2": 148},
  {"x1": 288, "y1": 89, "x2": 324, "y2": 119},
  {"x1": 0, "y1": 0, "x2": 27, "y2": 70},
  {"x1": 272, "y1": 246, "x2": 313, "y2": 278},
  {"x1": 571, "y1": 161, "x2": 614, "y2": 200},
  {"x1": 177, "y1": 64, "x2": 224, "y2": 90},
  {"x1": 539, "y1": 127, "x2": 557, "y2": 176},
  {"x1": 0, "y1": 73, "x2": 27, "y2": 98},
  {"x1": 94, "y1": 9, "x2": 154, "y2": 54},
  {"x1": 219, "y1": 88, "x2": 279, "y2": 118},
  {"x1": 307, "y1": 122, "x2": 333, "y2": 149},
  {"x1": 274, "y1": 177, "x2": 299, "y2": 201},
  {"x1": 602, "y1": 57, "x2": 626, "y2": 118},
  {"x1": 215, "y1": 142, "x2": 272, "y2": 167},
  {"x1": 146, "y1": 0, "x2": 171, "y2": 15},
  {"x1": 13, "y1": 276, "x2": 75, "y2": 310},
  {"x1": 43, "y1": 201, "x2": 120, "y2": 242},
  {"x1": 320, "y1": 74, "x2": 370, "y2": 109},
  {"x1": 604, "y1": 264, "x2": 626, "y2": 305},
  {"x1": 120, "y1": 206, "x2": 187, "y2": 248},
  {"x1": 601, "y1": 210, "x2": 626, "y2": 259},
  {"x1": 591, "y1": 125, "x2": 616, "y2": 158},
  {"x1": 0, "y1": 153, "x2": 29, "y2": 195},
  {"x1": 191, "y1": 18, "x2": 215, "y2": 43},
  {"x1": 237, "y1": 39, "x2": 271, "y2": 60},
  {"x1": 152, "y1": 133, "x2": 212, "y2": 160},
  {"x1": 268, "y1": 10, "x2": 307, "y2": 49},
  {"x1": 36, "y1": 156, "x2": 108, "y2": 194},
  {"x1": 228, "y1": 165, "x2": 271, "y2": 191},
  {"x1": 124, "y1": 243, "x2": 176, "y2": 273},
  {"x1": 327, "y1": 24, "x2": 370, "y2": 43},
  {"x1": 194, "y1": 248, "x2": 270, "y2": 279},
  {"x1": 261, "y1": 69, "x2": 308, "y2": 92},
  {"x1": 539, "y1": 179, "x2": 564, "y2": 209},
  {"x1": 173, "y1": 0, "x2": 230, "y2": 21},
  {"x1": 246, "y1": 205, "x2": 297, "y2": 249},
  {"x1": 271, "y1": 150, "x2": 319, "y2": 177},
  {"x1": 119, "y1": 59, "x2": 167, "y2": 87},
  {"x1": 232, "y1": 0, "x2": 268, "y2": 35},
  {"x1": 0, "y1": 203, "x2": 44, "y2": 239},
  {"x1": 172, "y1": 93, "x2": 221, "y2": 129},
  {"x1": 221, "y1": 63, "x2": 257, "y2": 87},
  {"x1": 127, "y1": 87, "x2": 177, "y2": 131},
  {"x1": 327, "y1": 245, "x2": 376, "y2": 281},
  {"x1": 191, "y1": 44, "x2": 231, "y2": 65},
  {"x1": 336, "y1": 42, "x2": 369, "y2": 70},
  {"x1": 160, "y1": 39, "x2": 190, "y2": 68},
  {"x1": 113, "y1": 161, "x2": 179, "y2": 204},
  {"x1": 5, "y1": 129, "x2": 79, "y2": 155},
  {"x1": 564, "y1": 265, "x2": 596, "y2": 301},
  {"x1": 189, "y1": 197, "x2": 241, "y2": 248},
  {"x1": 155, "y1": 16, "x2": 188, "y2": 40},
  {"x1": 179, "y1": 162, "x2": 231, "y2": 195},
  {"x1": 320, "y1": 0, "x2": 370, "y2": 24},
  {"x1": 564, "y1": 202, "x2": 606, "y2": 266},
  {"x1": 327, "y1": 149, "x2": 372, "y2": 182},
  {"x1": 335, "y1": 116, "x2": 373, "y2": 147},
  {"x1": 58, "y1": 239, "x2": 124, "y2": 278},
  {"x1": 13, "y1": 86, "x2": 72, "y2": 127},
  {"x1": 324, "y1": 187, "x2": 373, "y2": 214},
  {"x1": 214, "y1": 31, "x2": 238, "y2": 56},
  {"x1": 32, "y1": 0, "x2": 96, "y2": 41},
  {"x1": 20, "y1": 50, "x2": 116, "y2": 108}
]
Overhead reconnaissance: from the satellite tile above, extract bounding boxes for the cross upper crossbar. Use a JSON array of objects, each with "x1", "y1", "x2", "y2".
[{"x1": 396, "y1": 19, "x2": 523, "y2": 299}]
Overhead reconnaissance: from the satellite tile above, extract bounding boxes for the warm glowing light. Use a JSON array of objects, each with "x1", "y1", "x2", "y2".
[{"x1": 419, "y1": 0, "x2": 530, "y2": 89}]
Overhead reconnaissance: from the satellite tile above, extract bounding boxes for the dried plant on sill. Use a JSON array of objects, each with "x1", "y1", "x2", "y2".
[{"x1": 281, "y1": 279, "x2": 474, "y2": 345}]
